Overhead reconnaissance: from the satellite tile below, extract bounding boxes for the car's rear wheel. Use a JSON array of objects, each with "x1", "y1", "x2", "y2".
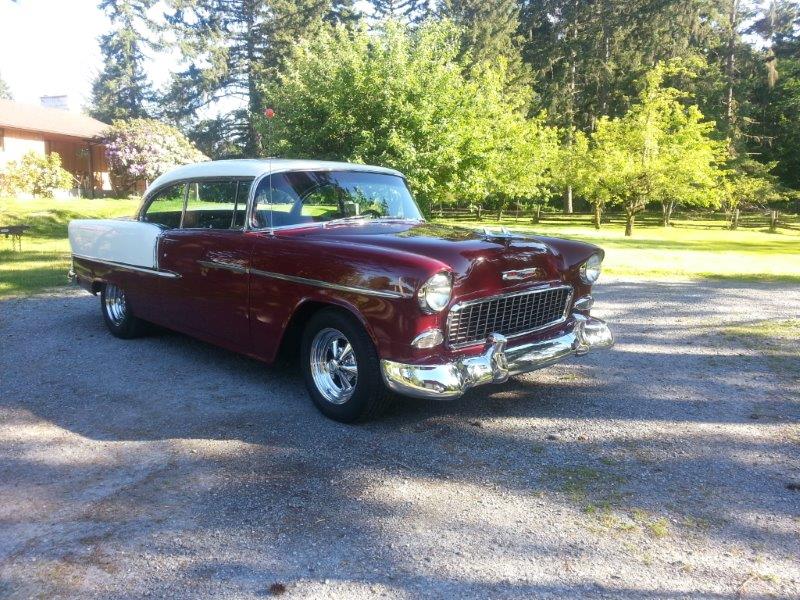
[
  {"x1": 301, "y1": 308, "x2": 391, "y2": 423},
  {"x1": 101, "y1": 283, "x2": 145, "y2": 339}
]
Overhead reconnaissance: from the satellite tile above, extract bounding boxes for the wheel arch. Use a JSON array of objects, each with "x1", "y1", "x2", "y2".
[{"x1": 276, "y1": 298, "x2": 379, "y2": 362}]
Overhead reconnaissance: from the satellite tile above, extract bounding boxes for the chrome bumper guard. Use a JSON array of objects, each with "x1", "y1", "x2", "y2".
[{"x1": 381, "y1": 315, "x2": 613, "y2": 400}]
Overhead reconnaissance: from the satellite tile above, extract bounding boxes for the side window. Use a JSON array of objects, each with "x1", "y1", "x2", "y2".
[
  {"x1": 183, "y1": 180, "x2": 240, "y2": 229},
  {"x1": 142, "y1": 183, "x2": 185, "y2": 229}
]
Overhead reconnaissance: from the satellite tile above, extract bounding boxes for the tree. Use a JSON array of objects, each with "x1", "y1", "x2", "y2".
[
  {"x1": 262, "y1": 20, "x2": 559, "y2": 215},
  {"x1": 90, "y1": 0, "x2": 155, "y2": 122},
  {"x1": 161, "y1": 0, "x2": 349, "y2": 157},
  {"x1": 721, "y1": 159, "x2": 783, "y2": 229},
  {"x1": 1, "y1": 151, "x2": 73, "y2": 197},
  {"x1": 587, "y1": 62, "x2": 723, "y2": 236},
  {"x1": 0, "y1": 72, "x2": 12, "y2": 100},
  {"x1": 103, "y1": 119, "x2": 207, "y2": 194},
  {"x1": 438, "y1": 0, "x2": 528, "y2": 86},
  {"x1": 369, "y1": 0, "x2": 430, "y2": 22}
]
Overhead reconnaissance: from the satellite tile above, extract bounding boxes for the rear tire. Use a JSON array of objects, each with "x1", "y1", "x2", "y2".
[
  {"x1": 301, "y1": 308, "x2": 392, "y2": 423},
  {"x1": 100, "y1": 283, "x2": 145, "y2": 339}
]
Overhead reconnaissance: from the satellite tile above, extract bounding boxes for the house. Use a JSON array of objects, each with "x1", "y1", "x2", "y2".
[{"x1": 0, "y1": 98, "x2": 111, "y2": 196}]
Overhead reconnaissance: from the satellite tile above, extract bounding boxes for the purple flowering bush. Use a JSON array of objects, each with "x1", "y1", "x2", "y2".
[{"x1": 104, "y1": 119, "x2": 207, "y2": 194}]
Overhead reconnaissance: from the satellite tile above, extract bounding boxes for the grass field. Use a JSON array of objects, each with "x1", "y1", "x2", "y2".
[
  {"x1": 435, "y1": 215, "x2": 800, "y2": 282},
  {"x1": 1, "y1": 197, "x2": 798, "y2": 299},
  {"x1": 0, "y1": 197, "x2": 140, "y2": 298}
]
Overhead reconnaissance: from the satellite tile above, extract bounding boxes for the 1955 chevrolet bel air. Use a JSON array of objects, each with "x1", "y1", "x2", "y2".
[{"x1": 69, "y1": 159, "x2": 613, "y2": 422}]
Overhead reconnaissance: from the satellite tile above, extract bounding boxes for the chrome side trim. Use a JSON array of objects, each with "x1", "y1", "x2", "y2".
[
  {"x1": 72, "y1": 254, "x2": 181, "y2": 278},
  {"x1": 197, "y1": 259, "x2": 248, "y2": 274},
  {"x1": 250, "y1": 267, "x2": 410, "y2": 299}
]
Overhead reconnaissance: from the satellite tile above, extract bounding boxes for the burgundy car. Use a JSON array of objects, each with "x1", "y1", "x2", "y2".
[{"x1": 68, "y1": 159, "x2": 613, "y2": 422}]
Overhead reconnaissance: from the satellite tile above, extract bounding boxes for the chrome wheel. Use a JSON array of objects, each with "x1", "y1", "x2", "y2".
[
  {"x1": 309, "y1": 328, "x2": 358, "y2": 405},
  {"x1": 104, "y1": 284, "x2": 128, "y2": 326}
]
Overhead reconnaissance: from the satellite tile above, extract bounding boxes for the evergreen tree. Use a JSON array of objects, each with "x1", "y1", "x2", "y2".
[
  {"x1": 370, "y1": 0, "x2": 431, "y2": 22},
  {"x1": 0, "y1": 72, "x2": 12, "y2": 100},
  {"x1": 90, "y1": 0, "x2": 155, "y2": 123},
  {"x1": 162, "y1": 0, "x2": 348, "y2": 156},
  {"x1": 438, "y1": 0, "x2": 529, "y2": 92}
]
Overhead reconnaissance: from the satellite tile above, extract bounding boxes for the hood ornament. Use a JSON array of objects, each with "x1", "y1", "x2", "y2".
[
  {"x1": 481, "y1": 226, "x2": 517, "y2": 242},
  {"x1": 502, "y1": 267, "x2": 542, "y2": 281}
]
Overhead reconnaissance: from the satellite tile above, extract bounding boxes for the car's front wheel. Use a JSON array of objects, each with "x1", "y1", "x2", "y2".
[
  {"x1": 100, "y1": 283, "x2": 145, "y2": 339},
  {"x1": 301, "y1": 308, "x2": 391, "y2": 423}
]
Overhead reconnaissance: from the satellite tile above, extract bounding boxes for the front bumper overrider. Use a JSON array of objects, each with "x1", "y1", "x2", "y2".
[{"x1": 380, "y1": 314, "x2": 613, "y2": 400}]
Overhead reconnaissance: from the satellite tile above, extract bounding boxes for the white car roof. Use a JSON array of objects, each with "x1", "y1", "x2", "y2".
[{"x1": 146, "y1": 159, "x2": 405, "y2": 194}]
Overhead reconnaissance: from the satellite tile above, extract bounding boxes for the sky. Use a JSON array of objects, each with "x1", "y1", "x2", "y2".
[{"x1": 0, "y1": 0, "x2": 374, "y2": 116}]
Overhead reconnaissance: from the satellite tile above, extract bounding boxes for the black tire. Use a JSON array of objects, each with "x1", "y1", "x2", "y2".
[
  {"x1": 301, "y1": 308, "x2": 392, "y2": 423},
  {"x1": 100, "y1": 283, "x2": 145, "y2": 339}
]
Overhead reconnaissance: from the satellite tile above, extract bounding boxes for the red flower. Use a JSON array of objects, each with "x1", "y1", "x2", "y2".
[{"x1": 264, "y1": 108, "x2": 276, "y2": 119}]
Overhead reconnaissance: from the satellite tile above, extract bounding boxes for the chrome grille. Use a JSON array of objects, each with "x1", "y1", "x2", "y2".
[{"x1": 446, "y1": 286, "x2": 572, "y2": 347}]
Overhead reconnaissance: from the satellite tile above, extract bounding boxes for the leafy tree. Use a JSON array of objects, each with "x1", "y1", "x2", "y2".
[
  {"x1": 161, "y1": 0, "x2": 349, "y2": 157},
  {"x1": 90, "y1": 0, "x2": 155, "y2": 122},
  {"x1": 262, "y1": 20, "x2": 559, "y2": 215},
  {"x1": 103, "y1": 119, "x2": 207, "y2": 194},
  {"x1": 587, "y1": 62, "x2": 723, "y2": 236},
  {"x1": 721, "y1": 159, "x2": 784, "y2": 229},
  {"x1": 0, "y1": 72, "x2": 12, "y2": 100},
  {"x1": 2, "y1": 152, "x2": 73, "y2": 197}
]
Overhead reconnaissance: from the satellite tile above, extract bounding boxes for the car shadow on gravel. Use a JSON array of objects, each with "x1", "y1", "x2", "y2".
[{"x1": 1, "y1": 281, "x2": 798, "y2": 598}]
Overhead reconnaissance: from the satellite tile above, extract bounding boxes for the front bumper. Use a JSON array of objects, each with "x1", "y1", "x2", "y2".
[{"x1": 380, "y1": 314, "x2": 613, "y2": 400}]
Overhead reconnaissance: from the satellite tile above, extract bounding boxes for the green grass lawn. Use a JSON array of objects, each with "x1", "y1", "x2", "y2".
[
  {"x1": 0, "y1": 197, "x2": 140, "y2": 298},
  {"x1": 1, "y1": 197, "x2": 798, "y2": 299},
  {"x1": 435, "y1": 215, "x2": 800, "y2": 282}
]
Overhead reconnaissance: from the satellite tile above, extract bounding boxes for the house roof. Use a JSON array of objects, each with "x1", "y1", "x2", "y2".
[
  {"x1": 147, "y1": 159, "x2": 405, "y2": 193},
  {"x1": 0, "y1": 99, "x2": 109, "y2": 140}
]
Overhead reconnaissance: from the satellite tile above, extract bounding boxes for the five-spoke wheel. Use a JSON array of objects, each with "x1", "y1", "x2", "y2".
[
  {"x1": 309, "y1": 328, "x2": 359, "y2": 404},
  {"x1": 301, "y1": 308, "x2": 391, "y2": 422},
  {"x1": 100, "y1": 283, "x2": 144, "y2": 339}
]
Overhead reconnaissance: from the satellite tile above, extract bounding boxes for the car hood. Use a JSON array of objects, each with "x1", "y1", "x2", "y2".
[{"x1": 281, "y1": 220, "x2": 601, "y2": 295}]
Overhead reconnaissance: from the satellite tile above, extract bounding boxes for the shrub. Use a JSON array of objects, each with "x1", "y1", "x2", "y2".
[
  {"x1": 0, "y1": 151, "x2": 73, "y2": 197},
  {"x1": 103, "y1": 119, "x2": 207, "y2": 194}
]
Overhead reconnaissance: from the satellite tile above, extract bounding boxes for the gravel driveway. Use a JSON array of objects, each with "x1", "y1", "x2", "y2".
[{"x1": 1, "y1": 279, "x2": 798, "y2": 599}]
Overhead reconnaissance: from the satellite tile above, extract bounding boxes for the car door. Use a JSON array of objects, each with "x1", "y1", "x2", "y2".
[{"x1": 157, "y1": 179, "x2": 253, "y2": 348}]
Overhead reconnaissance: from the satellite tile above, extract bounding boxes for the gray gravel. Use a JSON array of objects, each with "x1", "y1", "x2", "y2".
[{"x1": 1, "y1": 279, "x2": 798, "y2": 599}]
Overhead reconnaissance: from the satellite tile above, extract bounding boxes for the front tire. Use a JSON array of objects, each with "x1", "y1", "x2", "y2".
[
  {"x1": 100, "y1": 283, "x2": 144, "y2": 339},
  {"x1": 301, "y1": 308, "x2": 391, "y2": 423}
]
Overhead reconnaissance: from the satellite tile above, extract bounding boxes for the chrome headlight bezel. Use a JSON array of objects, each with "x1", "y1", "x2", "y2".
[
  {"x1": 417, "y1": 272, "x2": 453, "y2": 313},
  {"x1": 580, "y1": 253, "x2": 603, "y2": 284}
]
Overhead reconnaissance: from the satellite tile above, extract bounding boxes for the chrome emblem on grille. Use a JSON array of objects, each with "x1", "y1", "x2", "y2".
[{"x1": 502, "y1": 268, "x2": 542, "y2": 281}]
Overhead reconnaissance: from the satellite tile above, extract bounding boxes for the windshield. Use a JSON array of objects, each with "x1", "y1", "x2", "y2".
[{"x1": 251, "y1": 170, "x2": 423, "y2": 229}]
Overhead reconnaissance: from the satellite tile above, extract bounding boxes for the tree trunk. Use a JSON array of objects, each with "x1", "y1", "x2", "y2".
[
  {"x1": 592, "y1": 202, "x2": 602, "y2": 230},
  {"x1": 531, "y1": 205, "x2": 541, "y2": 224},
  {"x1": 724, "y1": 0, "x2": 739, "y2": 152},
  {"x1": 564, "y1": 186, "x2": 573, "y2": 214},
  {"x1": 625, "y1": 211, "x2": 635, "y2": 237},
  {"x1": 731, "y1": 208, "x2": 739, "y2": 230},
  {"x1": 661, "y1": 200, "x2": 674, "y2": 227}
]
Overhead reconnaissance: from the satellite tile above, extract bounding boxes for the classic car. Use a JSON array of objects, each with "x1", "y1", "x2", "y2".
[{"x1": 68, "y1": 159, "x2": 613, "y2": 422}]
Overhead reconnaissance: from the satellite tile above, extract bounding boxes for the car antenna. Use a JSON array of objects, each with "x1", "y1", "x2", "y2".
[{"x1": 264, "y1": 107, "x2": 276, "y2": 233}]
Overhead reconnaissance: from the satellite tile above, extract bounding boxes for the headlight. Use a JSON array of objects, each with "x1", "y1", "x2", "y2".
[
  {"x1": 580, "y1": 254, "x2": 602, "y2": 284},
  {"x1": 417, "y1": 272, "x2": 452, "y2": 313}
]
